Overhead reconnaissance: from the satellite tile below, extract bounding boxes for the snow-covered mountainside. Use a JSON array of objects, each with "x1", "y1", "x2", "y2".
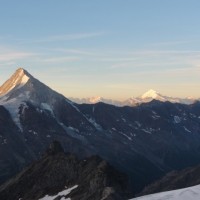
[
  {"x1": 0, "y1": 68, "x2": 74, "y2": 130},
  {"x1": 69, "y1": 89, "x2": 195, "y2": 106},
  {"x1": 1, "y1": 68, "x2": 200, "y2": 197},
  {"x1": 131, "y1": 184, "x2": 200, "y2": 200}
]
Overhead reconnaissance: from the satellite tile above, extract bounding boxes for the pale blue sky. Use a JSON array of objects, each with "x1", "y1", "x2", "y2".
[{"x1": 0, "y1": 0, "x2": 200, "y2": 99}]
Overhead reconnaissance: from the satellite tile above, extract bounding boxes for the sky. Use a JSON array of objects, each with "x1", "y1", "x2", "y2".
[{"x1": 0, "y1": 0, "x2": 200, "y2": 99}]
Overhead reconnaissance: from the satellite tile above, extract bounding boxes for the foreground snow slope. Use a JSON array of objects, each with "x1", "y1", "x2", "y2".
[{"x1": 131, "y1": 184, "x2": 200, "y2": 200}]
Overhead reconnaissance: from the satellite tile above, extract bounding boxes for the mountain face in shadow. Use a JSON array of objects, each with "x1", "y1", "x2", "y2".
[
  {"x1": 139, "y1": 163, "x2": 200, "y2": 196},
  {"x1": 1, "y1": 68, "x2": 200, "y2": 195}
]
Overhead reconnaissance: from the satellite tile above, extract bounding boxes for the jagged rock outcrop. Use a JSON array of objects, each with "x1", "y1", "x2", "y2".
[{"x1": 0, "y1": 141, "x2": 129, "y2": 200}]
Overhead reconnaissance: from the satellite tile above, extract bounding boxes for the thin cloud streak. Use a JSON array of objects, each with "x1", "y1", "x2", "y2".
[
  {"x1": 39, "y1": 56, "x2": 80, "y2": 63},
  {"x1": 15, "y1": 31, "x2": 107, "y2": 44},
  {"x1": 0, "y1": 52, "x2": 35, "y2": 62},
  {"x1": 150, "y1": 39, "x2": 200, "y2": 47},
  {"x1": 128, "y1": 50, "x2": 200, "y2": 56},
  {"x1": 110, "y1": 61, "x2": 186, "y2": 69},
  {"x1": 0, "y1": 62, "x2": 16, "y2": 67},
  {"x1": 45, "y1": 32, "x2": 106, "y2": 41},
  {"x1": 51, "y1": 48, "x2": 99, "y2": 56},
  {"x1": 110, "y1": 65, "x2": 199, "y2": 78},
  {"x1": 44, "y1": 48, "x2": 200, "y2": 63}
]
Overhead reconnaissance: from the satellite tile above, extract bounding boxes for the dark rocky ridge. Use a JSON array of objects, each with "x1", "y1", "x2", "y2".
[
  {"x1": 0, "y1": 141, "x2": 129, "y2": 200},
  {"x1": 139, "y1": 163, "x2": 200, "y2": 196}
]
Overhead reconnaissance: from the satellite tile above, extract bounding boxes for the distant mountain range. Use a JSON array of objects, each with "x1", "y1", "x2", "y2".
[
  {"x1": 69, "y1": 89, "x2": 196, "y2": 106},
  {"x1": 1, "y1": 68, "x2": 200, "y2": 198}
]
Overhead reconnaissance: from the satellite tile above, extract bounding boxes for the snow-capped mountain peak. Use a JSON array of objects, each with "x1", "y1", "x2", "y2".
[
  {"x1": 0, "y1": 68, "x2": 30, "y2": 96},
  {"x1": 0, "y1": 68, "x2": 67, "y2": 130},
  {"x1": 141, "y1": 89, "x2": 161, "y2": 99},
  {"x1": 88, "y1": 96, "x2": 103, "y2": 103},
  {"x1": 0, "y1": 67, "x2": 65, "y2": 104}
]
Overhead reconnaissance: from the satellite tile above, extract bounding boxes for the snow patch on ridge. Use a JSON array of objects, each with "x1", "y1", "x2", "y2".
[
  {"x1": 39, "y1": 185, "x2": 78, "y2": 200},
  {"x1": 88, "y1": 118, "x2": 103, "y2": 131},
  {"x1": 174, "y1": 116, "x2": 181, "y2": 124},
  {"x1": 183, "y1": 126, "x2": 191, "y2": 133},
  {"x1": 18, "y1": 74, "x2": 29, "y2": 88},
  {"x1": 41, "y1": 103, "x2": 54, "y2": 116},
  {"x1": 0, "y1": 91, "x2": 30, "y2": 130}
]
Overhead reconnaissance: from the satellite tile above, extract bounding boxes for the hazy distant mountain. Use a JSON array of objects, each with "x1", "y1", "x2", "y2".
[
  {"x1": 69, "y1": 96, "x2": 123, "y2": 106},
  {"x1": 1, "y1": 68, "x2": 200, "y2": 197},
  {"x1": 69, "y1": 89, "x2": 195, "y2": 106},
  {"x1": 139, "y1": 89, "x2": 195, "y2": 104}
]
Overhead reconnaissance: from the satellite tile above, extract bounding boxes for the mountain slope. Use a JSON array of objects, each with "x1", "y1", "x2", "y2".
[
  {"x1": 0, "y1": 68, "x2": 97, "y2": 132},
  {"x1": 139, "y1": 163, "x2": 200, "y2": 196},
  {"x1": 0, "y1": 141, "x2": 129, "y2": 200},
  {"x1": 133, "y1": 163, "x2": 200, "y2": 199},
  {"x1": 1, "y1": 68, "x2": 200, "y2": 196},
  {"x1": 0, "y1": 68, "x2": 96, "y2": 184}
]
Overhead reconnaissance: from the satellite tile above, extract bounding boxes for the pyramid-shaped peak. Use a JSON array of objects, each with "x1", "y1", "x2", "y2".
[
  {"x1": 141, "y1": 89, "x2": 161, "y2": 99},
  {"x1": 0, "y1": 68, "x2": 31, "y2": 96},
  {"x1": 15, "y1": 67, "x2": 32, "y2": 77},
  {"x1": 16, "y1": 67, "x2": 25, "y2": 73}
]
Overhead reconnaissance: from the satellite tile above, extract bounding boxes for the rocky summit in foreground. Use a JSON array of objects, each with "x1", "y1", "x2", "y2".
[{"x1": 0, "y1": 141, "x2": 129, "y2": 200}]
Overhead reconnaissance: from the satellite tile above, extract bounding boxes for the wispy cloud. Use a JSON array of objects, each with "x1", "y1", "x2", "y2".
[
  {"x1": 106, "y1": 50, "x2": 200, "y2": 69},
  {"x1": 39, "y1": 56, "x2": 80, "y2": 63},
  {"x1": 148, "y1": 39, "x2": 200, "y2": 47},
  {"x1": 127, "y1": 50, "x2": 200, "y2": 56},
  {"x1": 51, "y1": 48, "x2": 99, "y2": 56},
  {"x1": 110, "y1": 61, "x2": 184, "y2": 69},
  {"x1": 125, "y1": 65, "x2": 199, "y2": 79},
  {"x1": 0, "y1": 61, "x2": 16, "y2": 67},
  {"x1": 0, "y1": 51, "x2": 35, "y2": 62},
  {"x1": 16, "y1": 31, "x2": 107, "y2": 44},
  {"x1": 45, "y1": 32, "x2": 106, "y2": 41}
]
